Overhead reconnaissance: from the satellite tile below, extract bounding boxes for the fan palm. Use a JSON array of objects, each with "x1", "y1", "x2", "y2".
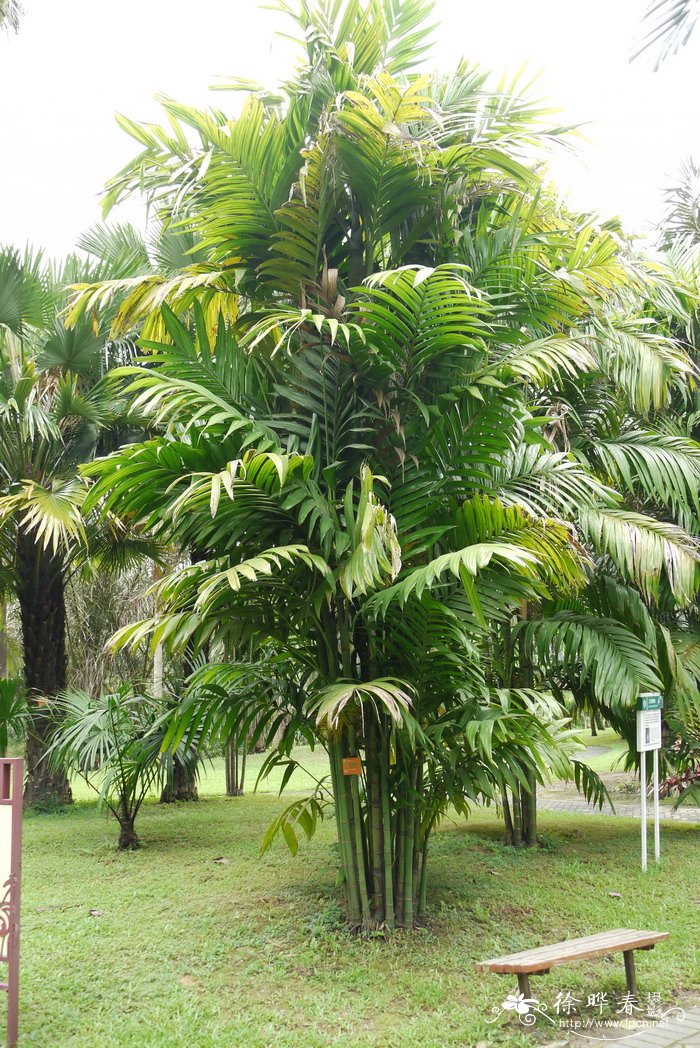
[
  {"x1": 71, "y1": 0, "x2": 699, "y2": 928},
  {"x1": 0, "y1": 244, "x2": 157, "y2": 805},
  {"x1": 46, "y1": 688, "x2": 185, "y2": 848}
]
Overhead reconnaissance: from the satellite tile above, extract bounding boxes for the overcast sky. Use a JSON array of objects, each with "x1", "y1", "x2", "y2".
[{"x1": 1, "y1": 0, "x2": 699, "y2": 260}]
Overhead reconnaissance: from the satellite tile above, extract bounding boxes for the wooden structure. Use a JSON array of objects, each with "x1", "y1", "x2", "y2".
[
  {"x1": 477, "y1": 928, "x2": 669, "y2": 999},
  {"x1": 0, "y1": 758, "x2": 22, "y2": 1048}
]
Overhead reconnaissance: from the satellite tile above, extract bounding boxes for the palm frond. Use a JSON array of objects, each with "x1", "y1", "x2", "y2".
[
  {"x1": 633, "y1": 0, "x2": 700, "y2": 67},
  {"x1": 580, "y1": 507, "x2": 700, "y2": 604},
  {"x1": 523, "y1": 611, "x2": 662, "y2": 708}
]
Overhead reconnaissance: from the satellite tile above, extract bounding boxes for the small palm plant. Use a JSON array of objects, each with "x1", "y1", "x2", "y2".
[
  {"x1": 0, "y1": 677, "x2": 27, "y2": 757},
  {"x1": 47, "y1": 688, "x2": 171, "y2": 849}
]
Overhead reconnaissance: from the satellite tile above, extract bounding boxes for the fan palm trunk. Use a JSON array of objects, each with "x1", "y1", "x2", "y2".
[
  {"x1": 160, "y1": 754, "x2": 199, "y2": 802},
  {"x1": 16, "y1": 533, "x2": 72, "y2": 806}
]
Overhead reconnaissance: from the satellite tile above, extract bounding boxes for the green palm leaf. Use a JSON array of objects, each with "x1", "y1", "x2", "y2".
[
  {"x1": 580, "y1": 507, "x2": 700, "y2": 604},
  {"x1": 523, "y1": 611, "x2": 662, "y2": 708}
]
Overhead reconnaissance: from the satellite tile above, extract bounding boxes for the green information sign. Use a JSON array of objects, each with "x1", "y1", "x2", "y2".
[{"x1": 637, "y1": 692, "x2": 663, "y2": 711}]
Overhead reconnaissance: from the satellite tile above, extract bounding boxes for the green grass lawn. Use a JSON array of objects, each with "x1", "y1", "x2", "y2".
[
  {"x1": 572, "y1": 726, "x2": 622, "y2": 750},
  {"x1": 6, "y1": 775, "x2": 699, "y2": 1047},
  {"x1": 67, "y1": 744, "x2": 332, "y2": 805},
  {"x1": 571, "y1": 726, "x2": 630, "y2": 774}
]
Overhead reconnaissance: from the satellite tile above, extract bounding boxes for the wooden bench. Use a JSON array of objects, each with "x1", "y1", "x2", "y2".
[{"x1": 476, "y1": 929, "x2": 669, "y2": 999}]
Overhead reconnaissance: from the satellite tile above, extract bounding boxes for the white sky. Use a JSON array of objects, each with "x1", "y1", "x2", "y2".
[{"x1": 1, "y1": 0, "x2": 699, "y2": 260}]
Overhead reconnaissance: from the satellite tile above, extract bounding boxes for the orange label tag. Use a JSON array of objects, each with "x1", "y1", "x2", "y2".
[{"x1": 342, "y1": 756, "x2": 362, "y2": 776}]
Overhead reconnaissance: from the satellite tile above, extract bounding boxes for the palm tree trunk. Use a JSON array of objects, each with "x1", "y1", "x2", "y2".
[
  {"x1": 510, "y1": 787, "x2": 524, "y2": 847},
  {"x1": 402, "y1": 762, "x2": 418, "y2": 930},
  {"x1": 160, "y1": 610, "x2": 200, "y2": 803},
  {"x1": 365, "y1": 717, "x2": 385, "y2": 925},
  {"x1": 323, "y1": 605, "x2": 429, "y2": 933},
  {"x1": 0, "y1": 600, "x2": 7, "y2": 677},
  {"x1": 118, "y1": 815, "x2": 139, "y2": 850},
  {"x1": 523, "y1": 773, "x2": 537, "y2": 847},
  {"x1": 152, "y1": 560, "x2": 164, "y2": 697},
  {"x1": 160, "y1": 753, "x2": 199, "y2": 802},
  {"x1": 502, "y1": 788, "x2": 515, "y2": 846},
  {"x1": 17, "y1": 533, "x2": 72, "y2": 807},
  {"x1": 519, "y1": 601, "x2": 537, "y2": 848},
  {"x1": 329, "y1": 735, "x2": 363, "y2": 926},
  {"x1": 225, "y1": 739, "x2": 244, "y2": 796},
  {"x1": 520, "y1": 778, "x2": 537, "y2": 847}
]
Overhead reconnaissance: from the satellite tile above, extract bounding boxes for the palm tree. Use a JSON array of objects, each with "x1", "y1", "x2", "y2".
[
  {"x1": 0, "y1": 245, "x2": 152, "y2": 805},
  {"x1": 70, "y1": 0, "x2": 699, "y2": 928},
  {"x1": 47, "y1": 688, "x2": 180, "y2": 848},
  {"x1": 492, "y1": 217, "x2": 700, "y2": 842}
]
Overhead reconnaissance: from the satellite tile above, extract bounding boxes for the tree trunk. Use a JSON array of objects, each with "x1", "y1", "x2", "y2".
[
  {"x1": 17, "y1": 533, "x2": 72, "y2": 807},
  {"x1": 510, "y1": 787, "x2": 524, "y2": 847},
  {"x1": 521, "y1": 775, "x2": 537, "y2": 847},
  {"x1": 329, "y1": 723, "x2": 427, "y2": 933},
  {"x1": 225, "y1": 739, "x2": 244, "y2": 796},
  {"x1": 152, "y1": 560, "x2": 164, "y2": 698},
  {"x1": 502, "y1": 788, "x2": 515, "y2": 846},
  {"x1": 159, "y1": 588, "x2": 201, "y2": 804},
  {"x1": 321, "y1": 603, "x2": 428, "y2": 934},
  {"x1": 160, "y1": 753, "x2": 199, "y2": 802},
  {"x1": 348, "y1": 193, "x2": 365, "y2": 286},
  {"x1": 118, "y1": 815, "x2": 139, "y2": 850},
  {"x1": 0, "y1": 600, "x2": 7, "y2": 677},
  {"x1": 518, "y1": 601, "x2": 537, "y2": 848}
]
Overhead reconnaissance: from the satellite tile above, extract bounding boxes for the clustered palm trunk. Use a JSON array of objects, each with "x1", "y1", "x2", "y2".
[
  {"x1": 16, "y1": 532, "x2": 72, "y2": 806},
  {"x1": 501, "y1": 782, "x2": 537, "y2": 849},
  {"x1": 224, "y1": 740, "x2": 246, "y2": 796},
  {"x1": 317, "y1": 600, "x2": 431, "y2": 931},
  {"x1": 329, "y1": 722, "x2": 429, "y2": 931},
  {"x1": 492, "y1": 611, "x2": 538, "y2": 848}
]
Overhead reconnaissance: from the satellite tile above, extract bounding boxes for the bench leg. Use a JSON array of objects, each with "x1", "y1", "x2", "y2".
[
  {"x1": 517, "y1": 973, "x2": 532, "y2": 999},
  {"x1": 623, "y1": 950, "x2": 638, "y2": 999}
]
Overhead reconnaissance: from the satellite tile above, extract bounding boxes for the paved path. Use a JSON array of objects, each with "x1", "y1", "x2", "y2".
[
  {"x1": 643, "y1": 1005, "x2": 700, "y2": 1046},
  {"x1": 578, "y1": 745, "x2": 616, "y2": 760},
  {"x1": 538, "y1": 796, "x2": 700, "y2": 824},
  {"x1": 581, "y1": 1005, "x2": 700, "y2": 1045}
]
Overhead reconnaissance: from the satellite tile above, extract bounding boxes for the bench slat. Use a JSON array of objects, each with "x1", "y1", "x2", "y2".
[{"x1": 476, "y1": 929, "x2": 669, "y2": 974}]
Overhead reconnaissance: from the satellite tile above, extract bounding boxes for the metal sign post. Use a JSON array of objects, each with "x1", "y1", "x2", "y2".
[
  {"x1": 636, "y1": 694, "x2": 663, "y2": 872},
  {"x1": 0, "y1": 758, "x2": 22, "y2": 1048}
]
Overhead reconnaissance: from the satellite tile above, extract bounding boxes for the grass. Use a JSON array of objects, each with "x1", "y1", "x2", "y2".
[
  {"x1": 68, "y1": 744, "x2": 331, "y2": 804},
  {"x1": 571, "y1": 726, "x2": 630, "y2": 775},
  {"x1": 5, "y1": 768, "x2": 699, "y2": 1047},
  {"x1": 67, "y1": 725, "x2": 632, "y2": 804},
  {"x1": 573, "y1": 726, "x2": 622, "y2": 750}
]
